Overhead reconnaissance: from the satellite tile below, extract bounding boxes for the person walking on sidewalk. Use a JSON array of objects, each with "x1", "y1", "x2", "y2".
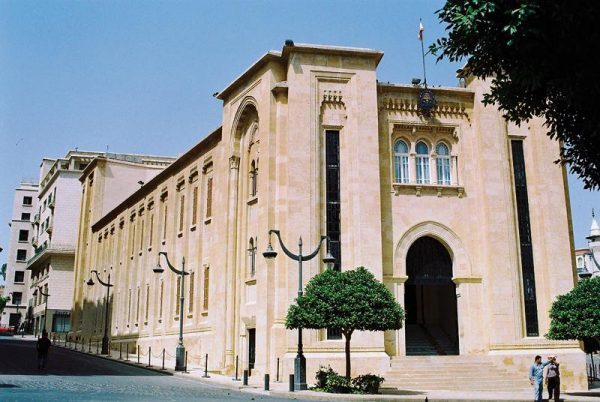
[
  {"x1": 36, "y1": 330, "x2": 51, "y2": 369},
  {"x1": 529, "y1": 355, "x2": 552, "y2": 402},
  {"x1": 546, "y1": 355, "x2": 560, "y2": 402}
]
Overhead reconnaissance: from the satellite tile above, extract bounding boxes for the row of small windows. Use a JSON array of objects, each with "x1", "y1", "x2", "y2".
[{"x1": 393, "y1": 140, "x2": 452, "y2": 185}]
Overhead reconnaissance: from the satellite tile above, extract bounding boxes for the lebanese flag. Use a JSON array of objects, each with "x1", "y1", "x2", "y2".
[{"x1": 418, "y1": 19, "x2": 424, "y2": 41}]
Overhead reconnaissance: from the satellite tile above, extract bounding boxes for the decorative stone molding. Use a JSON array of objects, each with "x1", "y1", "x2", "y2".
[
  {"x1": 321, "y1": 90, "x2": 344, "y2": 106},
  {"x1": 393, "y1": 183, "x2": 465, "y2": 198},
  {"x1": 229, "y1": 155, "x2": 240, "y2": 170},
  {"x1": 452, "y1": 276, "x2": 482, "y2": 284},
  {"x1": 381, "y1": 96, "x2": 470, "y2": 120},
  {"x1": 393, "y1": 123, "x2": 458, "y2": 140}
]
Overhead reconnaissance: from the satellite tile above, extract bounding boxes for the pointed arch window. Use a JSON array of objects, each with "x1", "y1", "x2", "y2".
[
  {"x1": 436, "y1": 142, "x2": 451, "y2": 185},
  {"x1": 393, "y1": 140, "x2": 410, "y2": 183},
  {"x1": 247, "y1": 237, "x2": 257, "y2": 277},
  {"x1": 415, "y1": 141, "x2": 430, "y2": 184},
  {"x1": 249, "y1": 160, "x2": 258, "y2": 197}
]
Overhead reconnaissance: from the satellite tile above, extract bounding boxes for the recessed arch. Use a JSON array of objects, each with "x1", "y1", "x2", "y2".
[{"x1": 230, "y1": 97, "x2": 259, "y2": 156}]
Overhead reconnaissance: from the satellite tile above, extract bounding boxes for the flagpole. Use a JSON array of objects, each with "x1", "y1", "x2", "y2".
[{"x1": 419, "y1": 18, "x2": 427, "y2": 86}]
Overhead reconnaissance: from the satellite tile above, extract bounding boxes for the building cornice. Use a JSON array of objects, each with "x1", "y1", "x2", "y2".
[{"x1": 26, "y1": 244, "x2": 76, "y2": 272}]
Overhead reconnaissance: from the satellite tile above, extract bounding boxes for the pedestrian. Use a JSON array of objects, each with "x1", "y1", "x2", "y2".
[
  {"x1": 37, "y1": 330, "x2": 51, "y2": 369},
  {"x1": 529, "y1": 355, "x2": 552, "y2": 402},
  {"x1": 546, "y1": 355, "x2": 560, "y2": 402}
]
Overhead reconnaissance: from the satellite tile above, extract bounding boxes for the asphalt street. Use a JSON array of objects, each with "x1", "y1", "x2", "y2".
[{"x1": 0, "y1": 337, "x2": 307, "y2": 402}]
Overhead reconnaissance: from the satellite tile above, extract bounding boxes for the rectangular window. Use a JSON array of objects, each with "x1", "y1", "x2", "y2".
[
  {"x1": 192, "y1": 186, "x2": 198, "y2": 226},
  {"x1": 14, "y1": 271, "x2": 25, "y2": 283},
  {"x1": 22, "y1": 196, "x2": 32, "y2": 206},
  {"x1": 203, "y1": 267, "x2": 210, "y2": 311},
  {"x1": 436, "y1": 157, "x2": 452, "y2": 185},
  {"x1": 325, "y1": 130, "x2": 341, "y2": 271},
  {"x1": 127, "y1": 289, "x2": 132, "y2": 324},
  {"x1": 175, "y1": 276, "x2": 181, "y2": 315},
  {"x1": 416, "y1": 156, "x2": 430, "y2": 184},
  {"x1": 179, "y1": 195, "x2": 185, "y2": 232},
  {"x1": 159, "y1": 280, "x2": 164, "y2": 320},
  {"x1": 189, "y1": 271, "x2": 195, "y2": 314},
  {"x1": 162, "y1": 204, "x2": 168, "y2": 240},
  {"x1": 136, "y1": 287, "x2": 141, "y2": 324},
  {"x1": 205, "y1": 178, "x2": 213, "y2": 219},
  {"x1": 145, "y1": 284, "x2": 150, "y2": 322},
  {"x1": 131, "y1": 223, "x2": 136, "y2": 257},
  {"x1": 16, "y1": 249, "x2": 27, "y2": 262},
  {"x1": 21, "y1": 213, "x2": 31, "y2": 221},
  {"x1": 139, "y1": 220, "x2": 144, "y2": 252},
  {"x1": 394, "y1": 155, "x2": 409, "y2": 183},
  {"x1": 149, "y1": 214, "x2": 154, "y2": 247},
  {"x1": 43, "y1": 284, "x2": 48, "y2": 303},
  {"x1": 11, "y1": 291, "x2": 22, "y2": 305},
  {"x1": 18, "y1": 229, "x2": 29, "y2": 242},
  {"x1": 511, "y1": 140, "x2": 539, "y2": 337}
]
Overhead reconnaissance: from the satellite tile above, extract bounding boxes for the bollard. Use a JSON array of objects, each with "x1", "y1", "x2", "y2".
[
  {"x1": 289, "y1": 374, "x2": 294, "y2": 392},
  {"x1": 184, "y1": 351, "x2": 188, "y2": 372},
  {"x1": 119, "y1": 343, "x2": 122, "y2": 360},
  {"x1": 202, "y1": 353, "x2": 210, "y2": 378},
  {"x1": 96, "y1": 340, "x2": 99, "y2": 354},
  {"x1": 162, "y1": 348, "x2": 165, "y2": 370},
  {"x1": 137, "y1": 345, "x2": 140, "y2": 364},
  {"x1": 89, "y1": 338, "x2": 92, "y2": 353},
  {"x1": 243, "y1": 369, "x2": 248, "y2": 386},
  {"x1": 264, "y1": 374, "x2": 270, "y2": 391},
  {"x1": 276, "y1": 358, "x2": 280, "y2": 382},
  {"x1": 126, "y1": 344, "x2": 129, "y2": 361},
  {"x1": 148, "y1": 346, "x2": 151, "y2": 367},
  {"x1": 233, "y1": 355, "x2": 240, "y2": 381}
]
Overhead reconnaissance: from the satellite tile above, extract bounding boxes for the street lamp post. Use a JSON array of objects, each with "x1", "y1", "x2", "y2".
[
  {"x1": 153, "y1": 251, "x2": 188, "y2": 371},
  {"x1": 263, "y1": 229, "x2": 335, "y2": 391},
  {"x1": 33, "y1": 285, "x2": 50, "y2": 336},
  {"x1": 86, "y1": 270, "x2": 114, "y2": 355}
]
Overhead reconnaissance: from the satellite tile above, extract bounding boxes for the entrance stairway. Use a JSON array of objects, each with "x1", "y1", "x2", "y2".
[
  {"x1": 405, "y1": 324, "x2": 458, "y2": 355},
  {"x1": 386, "y1": 355, "x2": 530, "y2": 391}
]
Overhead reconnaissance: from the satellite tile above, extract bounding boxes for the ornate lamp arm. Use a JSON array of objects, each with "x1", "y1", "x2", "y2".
[
  {"x1": 269, "y1": 230, "x2": 300, "y2": 261},
  {"x1": 38, "y1": 286, "x2": 50, "y2": 297},
  {"x1": 159, "y1": 251, "x2": 189, "y2": 276},
  {"x1": 91, "y1": 270, "x2": 113, "y2": 288},
  {"x1": 301, "y1": 236, "x2": 328, "y2": 261}
]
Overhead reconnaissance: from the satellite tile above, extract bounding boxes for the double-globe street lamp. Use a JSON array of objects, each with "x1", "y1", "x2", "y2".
[
  {"x1": 263, "y1": 229, "x2": 335, "y2": 391},
  {"x1": 153, "y1": 251, "x2": 188, "y2": 371},
  {"x1": 86, "y1": 269, "x2": 114, "y2": 355},
  {"x1": 32, "y1": 285, "x2": 50, "y2": 336}
]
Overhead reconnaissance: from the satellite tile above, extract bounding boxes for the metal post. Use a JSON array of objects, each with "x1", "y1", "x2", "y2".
[
  {"x1": 126, "y1": 343, "x2": 129, "y2": 361},
  {"x1": 148, "y1": 346, "x2": 151, "y2": 367},
  {"x1": 203, "y1": 353, "x2": 210, "y2": 378},
  {"x1": 233, "y1": 355, "x2": 240, "y2": 381},
  {"x1": 264, "y1": 374, "x2": 270, "y2": 391},
  {"x1": 89, "y1": 338, "x2": 92, "y2": 353},
  {"x1": 276, "y1": 358, "x2": 280, "y2": 382},
  {"x1": 243, "y1": 369, "x2": 248, "y2": 386},
  {"x1": 294, "y1": 237, "x2": 307, "y2": 391},
  {"x1": 289, "y1": 374, "x2": 294, "y2": 392},
  {"x1": 119, "y1": 343, "x2": 122, "y2": 359},
  {"x1": 175, "y1": 258, "x2": 186, "y2": 371},
  {"x1": 137, "y1": 345, "x2": 140, "y2": 364},
  {"x1": 101, "y1": 273, "x2": 111, "y2": 355},
  {"x1": 184, "y1": 351, "x2": 188, "y2": 372},
  {"x1": 162, "y1": 348, "x2": 165, "y2": 370},
  {"x1": 96, "y1": 339, "x2": 99, "y2": 354}
]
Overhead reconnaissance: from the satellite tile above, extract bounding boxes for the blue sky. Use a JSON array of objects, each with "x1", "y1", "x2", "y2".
[{"x1": 0, "y1": 0, "x2": 598, "y2": 276}]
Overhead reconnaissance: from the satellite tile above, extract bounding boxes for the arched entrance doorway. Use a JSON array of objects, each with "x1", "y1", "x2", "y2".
[{"x1": 404, "y1": 236, "x2": 459, "y2": 355}]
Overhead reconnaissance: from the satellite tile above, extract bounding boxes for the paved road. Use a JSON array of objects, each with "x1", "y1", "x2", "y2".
[{"x1": 0, "y1": 337, "x2": 305, "y2": 401}]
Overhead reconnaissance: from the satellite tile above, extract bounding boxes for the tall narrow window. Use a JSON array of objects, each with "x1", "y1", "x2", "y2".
[
  {"x1": 162, "y1": 204, "x2": 168, "y2": 240},
  {"x1": 203, "y1": 267, "x2": 210, "y2": 311},
  {"x1": 145, "y1": 284, "x2": 150, "y2": 323},
  {"x1": 139, "y1": 220, "x2": 144, "y2": 252},
  {"x1": 511, "y1": 140, "x2": 539, "y2": 336},
  {"x1": 130, "y1": 224, "x2": 136, "y2": 258},
  {"x1": 159, "y1": 280, "x2": 164, "y2": 321},
  {"x1": 136, "y1": 287, "x2": 140, "y2": 324},
  {"x1": 127, "y1": 289, "x2": 132, "y2": 324},
  {"x1": 249, "y1": 160, "x2": 258, "y2": 197},
  {"x1": 247, "y1": 238, "x2": 256, "y2": 277},
  {"x1": 149, "y1": 214, "x2": 154, "y2": 247},
  {"x1": 179, "y1": 195, "x2": 185, "y2": 232},
  {"x1": 189, "y1": 271, "x2": 195, "y2": 314},
  {"x1": 436, "y1": 143, "x2": 451, "y2": 185},
  {"x1": 325, "y1": 130, "x2": 341, "y2": 271},
  {"x1": 192, "y1": 187, "x2": 198, "y2": 225},
  {"x1": 175, "y1": 276, "x2": 181, "y2": 315},
  {"x1": 393, "y1": 140, "x2": 410, "y2": 183},
  {"x1": 415, "y1": 141, "x2": 430, "y2": 184},
  {"x1": 206, "y1": 178, "x2": 213, "y2": 219}
]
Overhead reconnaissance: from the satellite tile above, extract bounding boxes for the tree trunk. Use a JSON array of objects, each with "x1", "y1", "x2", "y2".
[{"x1": 344, "y1": 330, "x2": 352, "y2": 381}]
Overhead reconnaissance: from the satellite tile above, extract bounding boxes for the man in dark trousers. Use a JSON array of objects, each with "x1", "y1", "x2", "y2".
[
  {"x1": 546, "y1": 355, "x2": 560, "y2": 402},
  {"x1": 36, "y1": 330, "x2": 51, "y2": 369}
]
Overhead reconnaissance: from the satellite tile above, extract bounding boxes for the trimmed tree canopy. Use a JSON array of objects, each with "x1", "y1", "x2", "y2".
[
  {"x1": 432, "y1": 0, "x2": 600, "y2": 189},
  {"x1": 286, "y1": 267, "x2": 404, "y2": 379},
  {"x1": 547, "y1": 276, "x2": 600, "y2": 351}
]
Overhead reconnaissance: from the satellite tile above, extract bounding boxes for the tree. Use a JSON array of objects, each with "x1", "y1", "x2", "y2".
[
  {"x1": 286, "y1": 267, "x2": 404, "y2": 381},
  {"x1": 0, "y1": 296, "x2": 8, "y2": 315},
  {"x1": 547, "y1": 276, "x2": 600, "y2": 352},
  {"x1": 431, "y1": 1, "x2": 600, "y2": 189}
]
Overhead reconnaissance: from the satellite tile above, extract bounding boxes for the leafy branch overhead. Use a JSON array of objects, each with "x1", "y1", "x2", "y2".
[{"x1": 431, "y1": 0, "x2": 600, "y2": 189}]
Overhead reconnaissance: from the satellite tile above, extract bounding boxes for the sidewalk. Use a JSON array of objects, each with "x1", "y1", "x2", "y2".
[{"x1": 53, "y1": 338, "x2": 600, "y2": 402}]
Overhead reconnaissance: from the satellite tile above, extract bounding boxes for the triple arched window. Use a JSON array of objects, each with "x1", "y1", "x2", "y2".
[{"x1": 393, "y1": 139, "x2": 453, "y2": 186}]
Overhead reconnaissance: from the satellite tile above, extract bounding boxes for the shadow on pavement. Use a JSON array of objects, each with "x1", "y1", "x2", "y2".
[{"x1": 380, "y1": 388, "x2": 426, "y2": 395}]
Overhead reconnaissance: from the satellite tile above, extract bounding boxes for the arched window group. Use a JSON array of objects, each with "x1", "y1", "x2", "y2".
[{"x1": 393, "y1": 139, "x2": 453, "y2": 186}]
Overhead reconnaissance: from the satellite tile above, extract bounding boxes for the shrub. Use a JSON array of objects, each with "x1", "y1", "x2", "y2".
[
  {"x1": 325, "y1": 373, "x2": 353, "y2": 394},
  {"x1": 315, "y1": 365, "x2": 336, "y2": 389},
  {"x1": 352, "y1": 374, "x2": 385, "y2": 394}
]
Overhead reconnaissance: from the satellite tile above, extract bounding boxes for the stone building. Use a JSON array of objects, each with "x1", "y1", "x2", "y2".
[
  {"x1": 26, "y1": 150, "x2": 174, "y2": 336},
  {"x1": 0, "y1": 180, "x2": 38, "y2": 332},
  {"x1": 71, "y1": 42, "x2": 587, "y2": 390},
  {"x1": 575, "y1": 212, "x2": 600, "y2": 279}
]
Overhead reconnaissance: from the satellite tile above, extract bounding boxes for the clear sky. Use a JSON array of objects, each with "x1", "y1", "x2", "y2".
[{"x1": 1, "y1": 0, "x2": 598, "y2": 278}]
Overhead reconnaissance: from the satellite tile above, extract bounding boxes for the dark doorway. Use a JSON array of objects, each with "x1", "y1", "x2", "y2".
[
  {"x1": 248, "y1": 328, "x2": 256, "y2": 375},
  {"x1": 404, "y1": 236, "x2": 459, "y2": 355}
]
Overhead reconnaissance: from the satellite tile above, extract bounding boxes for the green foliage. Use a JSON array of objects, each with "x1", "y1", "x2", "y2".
[
  {"x1": 547, "y1": 276, "x2": 600, "y2": 352},
  {"x1": 0, "y1": 296, "x2": 7, "y2": 315},
  {"x1": 324, "y1": 373, "x2": 353, "y2": 394},
  {"x1": 315, "y1": 365, "x2": 336, "y2": 389},
  {"x1": 1, "y1": 263, "x2": 7, "y2": 281},
  {"x1": 352, "y1": 374, "x2": 385, "y2": 394},
  {"x1": 286, "y1": 267, "x2": 404, "y2": 333},
  {"x1": 287, "y1": 267, "x2": 404, "y2": 380},
  {"x1": 431, "y1": 0, "x2": 600, "y2": 189}
]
